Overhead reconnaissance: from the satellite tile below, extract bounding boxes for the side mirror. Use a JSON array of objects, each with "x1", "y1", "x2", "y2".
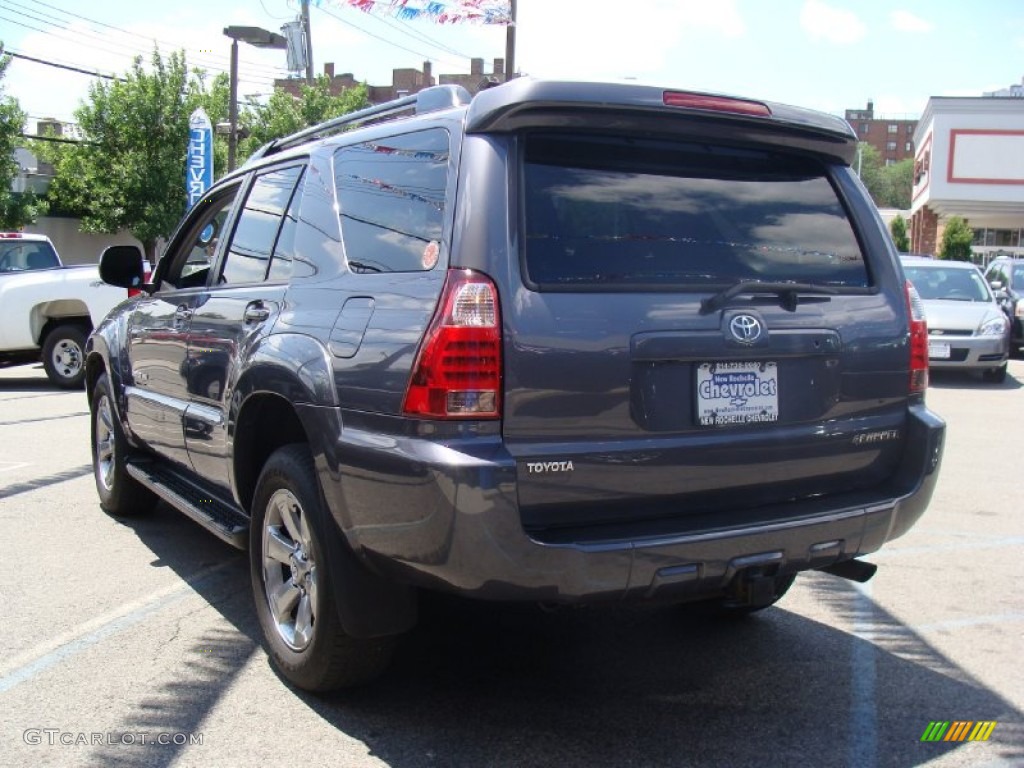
[
  {"x1": 100, "y1": 245, "x2": 146, "y2": 290},
  {"x1": 988, "y1": 279, "x2": 1003, "y2": 292}
]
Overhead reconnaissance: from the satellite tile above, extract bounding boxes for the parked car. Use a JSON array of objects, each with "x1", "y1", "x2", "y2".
[
  {"x1": 0, "y1": 232, "x2": 129, "y2": 387},
  {"x1": 87, "y1": 79, "x2": 946, "y2": 692},
  {"x1": 901, "y1": 256, "x2": 1009, "y2": 382},
  {"x1": 983, "y1": 255, "x2": 1024, "y2": 356}
]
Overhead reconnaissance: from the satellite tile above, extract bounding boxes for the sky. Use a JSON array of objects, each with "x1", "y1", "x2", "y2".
[{"x1": 2, "y1": 0, "x2": 1023, "y2": 132}]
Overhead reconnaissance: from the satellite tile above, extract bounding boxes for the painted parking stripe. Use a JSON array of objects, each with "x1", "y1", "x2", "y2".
[{"x1": 0, "y1": 559, "x2": 240, "y2": 694}]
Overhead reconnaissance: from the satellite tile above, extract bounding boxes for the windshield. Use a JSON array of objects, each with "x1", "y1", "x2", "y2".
[
  {"x1": 904, "y1": 265, "x2": 992, "y2": 302},
  {"x1": 522, "y1": 134, "x2": 870, "y2": 290}
]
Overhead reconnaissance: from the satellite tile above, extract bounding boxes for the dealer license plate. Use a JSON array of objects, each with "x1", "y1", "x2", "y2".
[
  {"x1": 928, "y1": 342, "x2": 951, "y2": 360},
  {"x1": 696, "y1": 362, "x2": 779, "y2": 427}
]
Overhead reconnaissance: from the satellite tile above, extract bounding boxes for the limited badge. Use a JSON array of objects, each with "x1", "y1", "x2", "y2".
[{"x1": 422, "y1": 241, "x2": 439, "y2": 269}]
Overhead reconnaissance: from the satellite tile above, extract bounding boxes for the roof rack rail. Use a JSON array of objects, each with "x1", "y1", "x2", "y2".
[{"x1": 246, "y1": 84, "x2": 473, "y2": 165}]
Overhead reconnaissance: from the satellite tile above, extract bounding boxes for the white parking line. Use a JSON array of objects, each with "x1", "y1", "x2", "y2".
[
  {"x1": 0, "y1": 461, "x2": 30, "y2": 473},
  {"x1": 0, "y1": 560, "x2": 238, "y2": 694}
]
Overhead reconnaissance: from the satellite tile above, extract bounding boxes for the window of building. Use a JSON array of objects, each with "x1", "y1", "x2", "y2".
[
  {"x1": 860, "y1": 123, "x2": 869, "y2": 134},
  {"x1": 886, "y1": 141, "x2": 897, "y2": 151},
  {"x1": 887, "y1": 124, "x2": 898, "y2": 133},
  {"x1": 906, "y1": 124, "x2": 915, "y2": 134},
  {"x1": 334, "y1": 128, "x2": 450, "y2": 273},
  {"x1": 905, "y1": 141, "x2": 912, "y2": 152}
]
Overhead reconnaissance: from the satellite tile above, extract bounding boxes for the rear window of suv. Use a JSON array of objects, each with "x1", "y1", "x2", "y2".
[{"x1": 522, "y1": 134, "x2": 869, "y2": 290}]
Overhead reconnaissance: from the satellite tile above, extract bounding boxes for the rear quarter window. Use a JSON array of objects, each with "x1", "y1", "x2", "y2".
[
  {"x1": 522, "y1": 134, "x2": 869, "y2": 290},
  {"x1": 334, "y1": 128, "x2": 449, "y2": 274}
]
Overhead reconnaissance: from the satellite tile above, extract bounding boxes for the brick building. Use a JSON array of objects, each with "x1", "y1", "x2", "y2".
[
  {"x1": 274, "y1": 57, "x2": 506, "y2": 105},
  {"x1": 844, "y1": 100, "x2": 918, "y2": 165}
]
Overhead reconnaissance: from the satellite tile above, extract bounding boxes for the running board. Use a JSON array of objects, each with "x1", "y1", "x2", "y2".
[{"x1": 126, "y1": 460, "x2": 248, "y2": 549}]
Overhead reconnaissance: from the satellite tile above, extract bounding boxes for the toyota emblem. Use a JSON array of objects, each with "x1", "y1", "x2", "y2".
[{"x1": 729, "y1": 314, "x2": 763, "y2": 344}]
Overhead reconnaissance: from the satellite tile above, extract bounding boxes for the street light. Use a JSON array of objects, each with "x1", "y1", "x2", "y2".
[{"x1": 223, "y1": 26, "x2": 287, "y2": 172}]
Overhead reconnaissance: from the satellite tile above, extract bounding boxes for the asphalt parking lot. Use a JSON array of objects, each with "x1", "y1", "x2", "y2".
[{"x1": 0, "y1": 361, "x2": 1021, "y2": 768}]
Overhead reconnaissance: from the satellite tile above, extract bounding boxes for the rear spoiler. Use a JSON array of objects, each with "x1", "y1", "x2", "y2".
[{"x1": 465, "y1": 79, "x2": 858, "y2": 166}]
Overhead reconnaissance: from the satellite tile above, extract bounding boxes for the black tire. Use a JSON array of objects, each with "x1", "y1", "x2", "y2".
[
  {"x1": 250, "y1": 444, "x2": 396, "y2": 692},
  {"x1": 42, "y1": 324, "x2": 88, "y2": 389},
  {"x1": 90, "y1": 373, "x2": 157, "y2": 515},
  {"x1": 682, "y1": 573, "x2": 796, "y2": 619},
  {"x1": 982, "y1": 364, "x2": 1007, "y2": 383}
]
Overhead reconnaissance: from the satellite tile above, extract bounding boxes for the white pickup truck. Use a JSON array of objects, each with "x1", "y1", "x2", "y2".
[{"x1": 0, "y1": 232, "x2": 129, "y2": 388}]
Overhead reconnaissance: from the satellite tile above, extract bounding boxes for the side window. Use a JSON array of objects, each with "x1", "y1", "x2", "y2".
[
  {"x1": 267, "y1": 168, "x2": 306, "y2": 283},
  {"x1": 334, "y1": 128, "x2": 449, "y2": 273},
  {"x1": 162, "y1": 187, "x2": 240, "y2": 290},
  {"x1": 221, "y1": 165, "x2": 305, "y2": 285}
]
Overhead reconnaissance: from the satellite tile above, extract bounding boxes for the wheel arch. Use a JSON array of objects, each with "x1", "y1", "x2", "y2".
[
  {"x1": 232, "y1": 337, "x2": 417, "y2": 639},
  {"x1": 32, "y1": 300, "x2": 93, "y2": 346}
]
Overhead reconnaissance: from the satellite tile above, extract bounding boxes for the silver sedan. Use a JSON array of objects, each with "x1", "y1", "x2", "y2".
[{"x1": 902, "y1": 256, "x2": 1009, "y2": 382}]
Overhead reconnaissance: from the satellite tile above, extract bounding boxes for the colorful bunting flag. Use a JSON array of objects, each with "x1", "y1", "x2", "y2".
[{"x1": 318, "y1": 0, "x2": 513, "y2": 25}]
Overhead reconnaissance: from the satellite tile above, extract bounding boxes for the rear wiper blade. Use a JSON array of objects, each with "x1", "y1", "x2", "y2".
[{"x1": 699, "y1": 281, "x2": 838, "y2": 315}]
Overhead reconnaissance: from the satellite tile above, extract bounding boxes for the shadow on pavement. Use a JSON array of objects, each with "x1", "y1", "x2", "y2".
[
  {"x1": 93, "y1": 504, "x2": 1024, "y2": 768},
  {"x1": 86, "y1": 502, "x2": 257, "y2": 768}
]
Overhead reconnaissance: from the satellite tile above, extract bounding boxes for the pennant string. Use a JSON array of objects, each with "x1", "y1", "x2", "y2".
[{"x1": 324, "y1": 0, "x2": 512, "y2": 25}]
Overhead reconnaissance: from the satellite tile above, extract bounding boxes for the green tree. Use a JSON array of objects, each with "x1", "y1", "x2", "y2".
[
  {"x1": 238, "y1": 77, "x2": 369, "y2": 161},
  {"x1": 47, "y1": 49, "x2": 193, "y2": 262},
  {"x1": 0, "y1": 43, "x2": 46, "y2": 229},
  {"x1": 884, "y1": 157, "x2": 913, "y2": 209},
  {"x1": 938, "y1": 216, "x2": 974, "y2": 262},
  {"x1": 856, "y1": 143, "x2": 887, "y2": 204},
  {"x1": 890, "y1": 214, "x2": 910, "y2": 252},
  {"x1": 856, "y1": 145, "x2": 913, "y2": 210}
]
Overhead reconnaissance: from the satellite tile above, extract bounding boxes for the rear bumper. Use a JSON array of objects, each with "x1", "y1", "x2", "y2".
[{"x1": 309, "y1": 404, "x2": 945, "y2": 604}]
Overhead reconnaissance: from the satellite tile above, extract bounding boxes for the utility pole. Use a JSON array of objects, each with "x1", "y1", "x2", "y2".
[
  {"x1": 504, "y1": 0, "x2": 516, "y2": 81},
  {"x1": 301, "y1": 0, "x2": 314, "y2": 84},
  {"x1": 228, "y1": 38, "x2": 238, "y2": 171}
]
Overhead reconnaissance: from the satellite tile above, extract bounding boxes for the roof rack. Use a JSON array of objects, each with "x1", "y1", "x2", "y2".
[{"x1": 246, "y1": 84, "x2": 473, "y2": 165}]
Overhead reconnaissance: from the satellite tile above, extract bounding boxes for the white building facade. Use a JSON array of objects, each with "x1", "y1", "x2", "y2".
[{"x1": 910, "y1": 97, "x2": 1024, "y2": 262}]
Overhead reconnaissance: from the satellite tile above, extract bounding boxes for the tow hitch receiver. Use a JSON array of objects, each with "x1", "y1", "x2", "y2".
[{"x1": 820, "y1": 559, "x2": 877, "y2": 583}]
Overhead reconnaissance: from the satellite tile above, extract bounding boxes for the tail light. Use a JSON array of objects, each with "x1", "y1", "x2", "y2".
[
  {"x1": 402, "y1": 269, "x2": 502, "y2": 419},
  {"x1": 906, "y1": 280, "x2": 929, "y2": 393},
  {"x1": 663, "y1": 91, "x2": 771, "y2": 117}
]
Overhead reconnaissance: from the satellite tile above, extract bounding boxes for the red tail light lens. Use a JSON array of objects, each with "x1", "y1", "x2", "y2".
[
  {"x1": 402, "y1": 269, "x2": 502, "y2": 419},
  {"x1": 906, "y1": 280, "x2": 929, "y2": 393},
  {"x1": 663, "y1": 91, "x2": 771, "y2": 117}
]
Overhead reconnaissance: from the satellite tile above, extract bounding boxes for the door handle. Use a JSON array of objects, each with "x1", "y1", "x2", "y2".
[{"x1": 244, "y1": 302, "x2": 271, "y2": 324}]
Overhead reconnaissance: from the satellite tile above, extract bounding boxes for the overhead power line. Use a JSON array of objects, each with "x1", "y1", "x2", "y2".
[
  {"x1": 20, "y1": 132, "x2": 89, "y2": 145},
  {"x1": 7, "y1": 50, "x2": 124, "y2": 81},
  {"x1": 0, "y1": 0, "x2": 284, "y2": 84},
  {"x1": 21, "y1": 0, "x2": 286, "y2": 75},
  {"x1": 312, "y1": 3, "x2": 467, "y2": 70}
]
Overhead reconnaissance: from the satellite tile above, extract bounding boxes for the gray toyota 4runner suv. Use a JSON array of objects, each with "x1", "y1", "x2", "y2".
[{"x1": 88, "y1": 79, "x2": 945, "y2": 692}]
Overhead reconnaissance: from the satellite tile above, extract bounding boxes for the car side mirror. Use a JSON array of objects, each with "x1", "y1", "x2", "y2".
[
  {"x1": 988, "y1": 279, "x2": 1003, "y2": 292},
  {"x1": 100, "y1": 245, "x2": 146, "y2": 290}
]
